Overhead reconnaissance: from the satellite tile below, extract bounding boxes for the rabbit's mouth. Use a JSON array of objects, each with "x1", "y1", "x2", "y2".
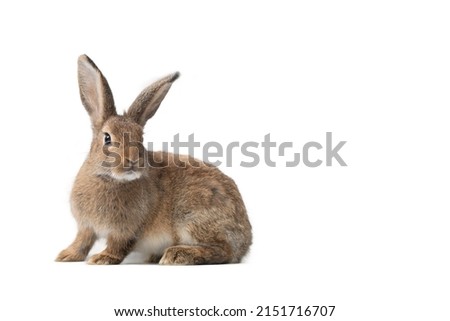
[{"x1": 111, "y1": 170, "x2": 142, "y2": 182}]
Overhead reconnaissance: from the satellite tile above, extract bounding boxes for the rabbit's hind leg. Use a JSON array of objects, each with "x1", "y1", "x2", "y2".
[{"x1": 159, "y1": 244, "x2": 232, "y2": 265}]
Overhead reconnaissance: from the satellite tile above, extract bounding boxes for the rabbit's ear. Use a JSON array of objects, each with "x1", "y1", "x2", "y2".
[
  {"x1": 78, "y1": 55, "x2": 116, "y2": 129},
  {"x1": 126, "y1": 72, "x2": 180, "y2": 126}
]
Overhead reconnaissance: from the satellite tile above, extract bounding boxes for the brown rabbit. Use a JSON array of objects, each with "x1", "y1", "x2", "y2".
[{"x1": 56, "y1": 55, "x2": 252, "y2": 265}]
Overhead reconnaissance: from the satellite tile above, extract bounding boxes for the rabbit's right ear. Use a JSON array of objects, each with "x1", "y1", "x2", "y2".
[
  {"x1": 126, "y1": 72, "x2": 180, "y2": 127},
  {"x1": 78, "y1": 55, "x2": 116, "y2": 130}
]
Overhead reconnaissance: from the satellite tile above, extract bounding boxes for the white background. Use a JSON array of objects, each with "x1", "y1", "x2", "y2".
[{"x1": 1, "y1": 1, "x2": 449, "y2": 320}]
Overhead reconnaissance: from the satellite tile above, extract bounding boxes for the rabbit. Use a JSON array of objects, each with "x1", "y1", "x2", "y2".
[{"x1": 56, "y1": 55, "x2": 252, "y2": 265}]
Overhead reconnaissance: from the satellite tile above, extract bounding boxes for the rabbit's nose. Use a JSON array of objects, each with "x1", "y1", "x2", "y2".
[{"x1": 124, "y1": 158, "x2": 139, "y2": 168}]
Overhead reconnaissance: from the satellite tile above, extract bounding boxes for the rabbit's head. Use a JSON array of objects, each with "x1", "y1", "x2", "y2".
[{"x1": 77, "y1": 55, "x2": 179, "y2": 182}]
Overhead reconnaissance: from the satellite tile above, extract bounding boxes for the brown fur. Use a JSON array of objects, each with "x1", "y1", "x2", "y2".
[{"x1": 56, "y1": 55, "x2": 252, "y2": 265}]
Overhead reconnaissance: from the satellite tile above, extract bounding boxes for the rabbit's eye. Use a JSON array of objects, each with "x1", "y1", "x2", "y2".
[{"x1": 104, "y1": 133, "x2": 111, "y2": 145}]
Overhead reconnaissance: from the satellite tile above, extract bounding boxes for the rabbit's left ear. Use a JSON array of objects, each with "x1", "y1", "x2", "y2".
[
  {"x1": 78, "y1": 55, "x2": 116, "y2": 130},
  {"x1": 126, "y1": 72, "x2": 180, "y2": 126}
]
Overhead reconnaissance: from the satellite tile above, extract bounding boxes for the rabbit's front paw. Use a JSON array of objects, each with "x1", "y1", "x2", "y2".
[
  {"x1": 56, "y1": 249, "x2": 87, "y2": 262},
  {"x1": 87, "y1": 253, "x2": 122, "y2": 265}
]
